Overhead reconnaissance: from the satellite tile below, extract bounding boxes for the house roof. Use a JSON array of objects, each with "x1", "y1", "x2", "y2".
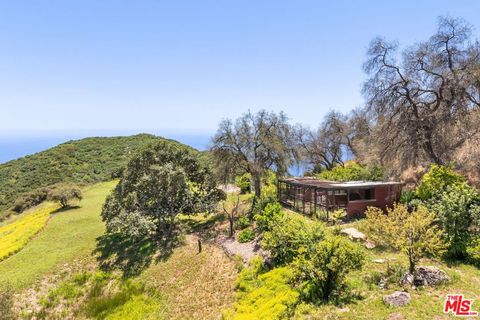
[{"x1": 278, "y1": 177, "x2": 403, "y2": 189}]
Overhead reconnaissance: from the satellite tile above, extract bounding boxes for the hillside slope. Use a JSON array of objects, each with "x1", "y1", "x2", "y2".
[{"x1": 0, "y1": 134, "x2": 194, "y2": 210}]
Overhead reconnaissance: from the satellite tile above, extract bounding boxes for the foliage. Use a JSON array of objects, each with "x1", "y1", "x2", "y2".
[
  {"x1": 466, "y1": 237, "x2": 480, "y2": 267},
  {"x1": 235, "y1": 173, "x2": 252, "y2": 194},
  {"x1": 0, "y1": 203, "x2": 56, "y2": 261},
  {"x1": 101, "y1": 141, "x2": 223, "y2": 243},
  {"x1": 316, "y1": 161, "x2": 384, "y2": 182},
  {"x1": 236, "y1": 216, "x2": 251, "y2": 230},
  {"x1": 211, "y1": 110, "x2": 297, "y2": 197},
  {"x1": 12, "y1": 186, "x2": 51, "y2": 213},
  {"x1": 365, "y1": 204, "x2": 446, "y2": 273},
  {"x1": 262, "y1": 214, "x2": 325, "y2": 265},
  {"x1": 47, "y1": 184, "x2": 83, "y2": 208},
  {"x1": 230, "y1": 257, "x2": 300, "y2": 320},
  {"x1": 238, "y1": 228, "x2": 255, "y2": 243},
  {"x1": 292, "y1": 236, "x2": 365, "y2": 302},
  {"x1": 415, "y1": 164, "x2": 465, "y2": 201},
  {"x1": 255, "y1": 202, "x2": 284, "y2": 231},
  {"x1": 0, "y1": 134, "x2": 182, "y2": 211},
  {"x1": 430, "y1": 183, "x2": 480, "y2": 259}
]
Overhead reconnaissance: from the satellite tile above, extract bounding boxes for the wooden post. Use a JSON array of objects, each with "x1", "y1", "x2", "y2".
[
  {"x1": 313, "y1": 188, "x2": 317, "y2": 216},
  {"x1": 302, "y1": 187, "x2": 306, "y2": 214},
  {"x1": 198, "y1": 239, "x2": 202, "y2": 253}
]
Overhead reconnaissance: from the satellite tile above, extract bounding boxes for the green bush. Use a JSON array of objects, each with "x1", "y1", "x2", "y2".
[
  {"x1": 236, "y1": 215, "x2": 251, "y2": 230},
  {"x1": 316, "y1": 161, "x2": 384, "y2": 182},
  {"x1": 467, "y1": 237, "x2": 480, "y2": 267},
  {"x1": 255, "y1": 202, "x2": 284, "y2": 231},
  {"x1": 12, "y1": 187, "x2": 51, "y2": 213},
  {"x1": 235, "y1": 174, "x2": 251, "y2": 194},
  {"x1": 262, "y1": 214, "x2": 325, "y2": 265},
  {"x1": 415, "y1": 164, "x2": 464, "y2": 201},
  {"x1": 292, "y1": 236, "x2": 365, "y2": 302},
  {"x1": 230, "y1": 257, "x2": 300, "y2": 320},
  {"x1": 431, "y1": 183, "x2": 480, "y2": 259},
  {"x1": 238, "y1": 228, "x2": 255, "y2": 243}
]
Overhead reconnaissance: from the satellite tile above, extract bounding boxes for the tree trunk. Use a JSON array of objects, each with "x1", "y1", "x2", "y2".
[
  {"x1": 229, "y1": 217, "x2": 234, "y2": 238},
  {"x1": 253, "y1": 175, "x2": 262, "y2": 198}
]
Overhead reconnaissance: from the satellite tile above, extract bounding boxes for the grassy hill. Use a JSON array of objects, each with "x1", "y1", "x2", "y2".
[{"x1": 0, "y1": 134, "x2": 195, "y2": 211}]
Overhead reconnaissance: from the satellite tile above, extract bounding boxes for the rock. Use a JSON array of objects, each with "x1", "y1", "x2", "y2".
[
  {"x1": 341, "y1": 227, "x2": 366, "y2": 241},
  {"x1": 338, "y1": 307, "x2": 350, "y2": 313},
  {"x1": 401, "y1": 266, "x2": 450, "y2": 287},
  {"x1": 388, "y1": 312, "x2": 405, "y2": 320},
  {"x1": 365, "y1": 240, "x2": 376, "y2": 249},
  {"x1": 383, "y1": 291, "x2": 411, "y2": 307},
  {"x1": 373, "y1": 258, "x2": 385, "y2": 263}
]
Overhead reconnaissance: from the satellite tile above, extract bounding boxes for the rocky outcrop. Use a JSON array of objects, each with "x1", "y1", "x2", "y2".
[
  {"x1": 400, "y1": 266, "x2": 450, "y2": 287},
  {"x1": 383, "y1": 291, "x2": 411, "y2": 307}
]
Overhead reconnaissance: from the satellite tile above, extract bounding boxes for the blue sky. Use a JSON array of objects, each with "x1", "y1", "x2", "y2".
[{"x1": 1, "y1": 0, "x2": 480, "y2": 138}]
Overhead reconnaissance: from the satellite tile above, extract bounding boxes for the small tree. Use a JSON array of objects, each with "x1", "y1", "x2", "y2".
[
  {"x1": 365, "y1": 204, "x2": 446, "y2": 274},
  {"x1": 292, "y1": 236, "x2": 365, "y2": 302},
  {"x1": 222, "y1": 194, "x2": 241, "y2": 238},
  {"x1": 235, "y1": 173, "x2": 251, "y2": 194},
  {"x1": 48, "y1": 184, "x2": 82, "y2": 208}
]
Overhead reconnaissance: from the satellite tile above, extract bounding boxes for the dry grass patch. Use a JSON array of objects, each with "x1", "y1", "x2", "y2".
[{"x1": 142, "y1": 235, "x2": 238, "y2": 320}]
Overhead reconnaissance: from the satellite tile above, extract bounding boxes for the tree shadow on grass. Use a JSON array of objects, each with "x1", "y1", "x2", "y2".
[
  {"x1": 94, "y1": 232, "x2": 182, "y2": 277},
  {"x1": 50, "y1": 205, "x2": 81, "y2": 214}
]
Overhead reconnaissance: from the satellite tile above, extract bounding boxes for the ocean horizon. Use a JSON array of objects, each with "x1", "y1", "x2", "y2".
[{"x1": 0, "y1": 131, "x2": 213, "y2": 164}]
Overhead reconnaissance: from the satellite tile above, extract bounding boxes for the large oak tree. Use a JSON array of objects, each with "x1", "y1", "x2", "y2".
[{"x1": 210, "y1": 110, "x2": 297, "y2": 197}]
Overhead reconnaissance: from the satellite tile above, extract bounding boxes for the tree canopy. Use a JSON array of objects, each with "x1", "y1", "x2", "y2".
[
  {"x1": 210, "y1": 110, "x2": 297, "y2": 197},
  {"x1": 101, "y1": 141, "x2": 223, "y2": 242}
]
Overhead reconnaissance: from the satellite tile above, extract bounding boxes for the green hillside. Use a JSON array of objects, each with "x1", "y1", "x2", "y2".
[{"x1": 0, "y1": 134, "x2": 195, "y2": 211}]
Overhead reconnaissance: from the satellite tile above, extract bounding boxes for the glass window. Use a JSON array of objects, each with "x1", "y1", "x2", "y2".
[{"x1": 349, "y1": 188, "x2": 375, "y2": 201}]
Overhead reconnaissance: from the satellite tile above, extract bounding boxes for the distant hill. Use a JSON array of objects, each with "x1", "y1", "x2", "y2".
[{"x1": 0, "y1": 134, "x2": 197, "y2": 211}]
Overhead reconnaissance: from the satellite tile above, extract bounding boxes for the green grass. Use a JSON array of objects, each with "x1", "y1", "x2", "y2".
[
  {"x1": 0, "y1": 202, "x2": 57, "y2": 261},
  {"x1": 0, "y1": 181, "x2": 116, "y2": 289}
]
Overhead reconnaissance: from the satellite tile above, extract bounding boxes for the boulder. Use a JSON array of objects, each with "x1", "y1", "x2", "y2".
[
  {"x1": 401, "y1": 266, "x2": 450, "y2": 287},
  {"x1": 383, "y1": 291, "x2": 411, "y2": 307},
  {"x1": 365, "y1": 240, "x2": 376, "y2": 249},
  {"x1": 341, "y1": 227, "x2": 366, "y2": 241}
]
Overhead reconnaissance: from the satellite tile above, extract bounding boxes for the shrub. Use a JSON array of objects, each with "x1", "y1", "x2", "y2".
[
  {"x1": 231, "y1": 257, "x2": 300, "y2": 320},
  {"x1": 431, "y1": 183, "x2": 480, "y2": 259},
  {"x1": 316, "y1": 161, "x2": 384, "y2": 182},
  {"x1": 236, "y1": 215, "x2": 251, "y2": 230},
  {"x1": 238, "y1": 228, "x2": 255, "y2": 243},
  {"x1": 467, "y1": 237, "x2": 480, "y2": 267},
  {"x1": 235, "y1": 174, "x2": 251, "y2": 194},
  {"x1": 12, "y1": 187, "x2": 51, "y2": 213},
  {"x1": 292, "y1": 236, "x2": 365, "y2": 302},
  {"x1": 415, "y1": 164, "x2": 464, "y2": 201},
  {"x1": 255, "y1": 202, "x2": 284, "y2": 231},
  {"x1": 262, "y1": 214, "x2": 325, "y2": 265},
  {"x1": 365, "y1": 204, "x2": 446, "y2": 274},
  {"x1": 363, "y1": 262, "x2": 406, "y2": 290}
]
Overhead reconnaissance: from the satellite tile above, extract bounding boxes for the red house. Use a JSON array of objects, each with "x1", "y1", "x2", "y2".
[{"x1": 277, "y1": 177, "x2": 403, "y2": 219}]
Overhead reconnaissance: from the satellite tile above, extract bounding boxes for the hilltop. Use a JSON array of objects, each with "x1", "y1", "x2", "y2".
[{"x1": 0, "y1": 134, "x2": 196, "y2": 211}]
